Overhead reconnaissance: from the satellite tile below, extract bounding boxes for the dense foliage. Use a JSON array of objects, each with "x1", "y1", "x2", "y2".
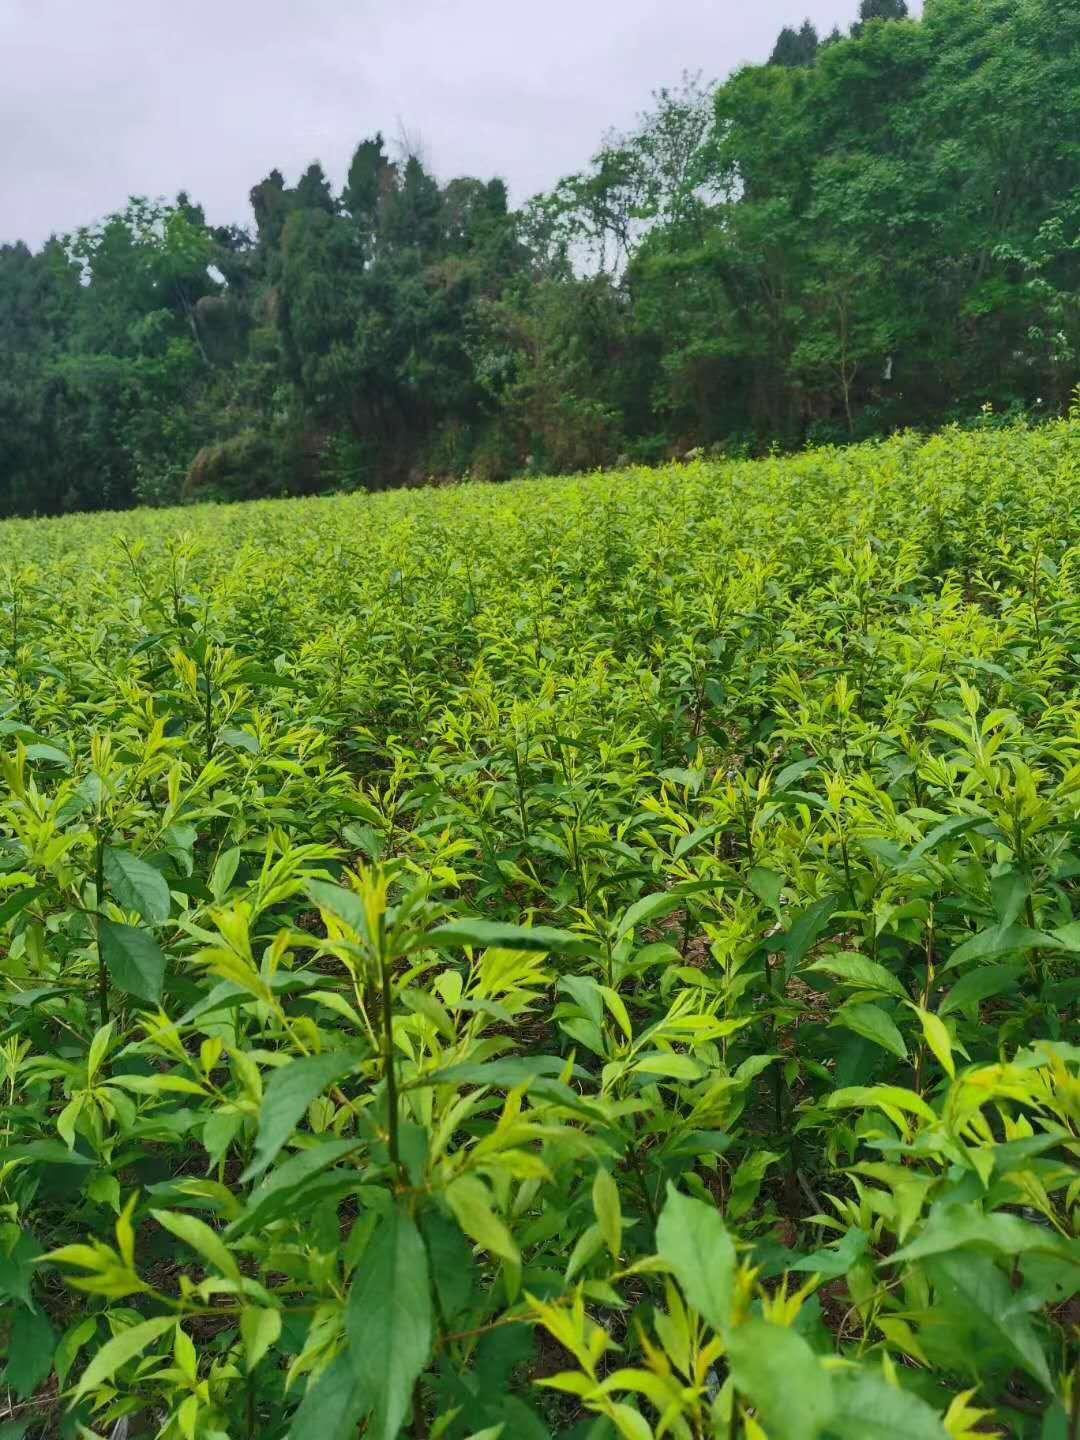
[
  {"x1": 4, "y1": 0, "x2": 1080, "y2": 513},
  {"x1": 0, "y1": 419, "x2": 1076, "y2": 1437}
]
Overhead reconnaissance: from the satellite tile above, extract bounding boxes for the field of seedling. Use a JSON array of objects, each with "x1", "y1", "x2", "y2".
[{"x1": 0, "y1": 422, "x2": 1077, "y2": 1439}]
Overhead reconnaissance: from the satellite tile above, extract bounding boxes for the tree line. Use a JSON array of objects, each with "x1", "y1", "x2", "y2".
[{"x1": 2, "y1": 0, "x2": 1078, "y2": 513}]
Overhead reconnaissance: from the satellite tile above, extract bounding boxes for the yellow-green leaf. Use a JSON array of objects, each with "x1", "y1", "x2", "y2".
[
  {"x1": 240, "y1": 1306, "x2": 282, "y2": 1372},
  {"x1": 592, "y1": 1166, "x2": 622, "y2": 1259},
  {"x1": 445, "y1": 1175, "x2": 520, "y2": 1265},
  {"x1": 912, "y1": 1005, "x2": 955, "y2": 1078},
  {"x1": 72, "y1": 1315, "x2": 176, "y2": 1401}
]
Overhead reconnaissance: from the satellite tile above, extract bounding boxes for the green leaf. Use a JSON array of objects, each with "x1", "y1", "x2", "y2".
[
  {"x1": 241, "y1": 1050, "x2": 359, "y2": 1183},
  {"x1": 560, "y1": 973, "x2": 604, "y2": 1027},
  {"x1": 655, "y1": 1185, "x2": 735, "y2": 1334},
  {"x1": 990, "y1": 866, "x2": 1030, "y2": 927},
  {"x1": 429, "y1": 918, "x2": 590, "y2": 955},
  {"x1": 592, "y1": 1167, "x2": 622, "y2": 1259},
  {"x1": 0, "y1": 1140, "x2": 94, "y2": 1167},
  {"x1": 726, "y1": 1320, "x2": 833, "y2": 1439},
  {"x1": 779, "y1": 894, "x2": 841, "y2": 965},
  {"x1": 834, "y1": 1003, "x2": 907, "y2": 1059},
  {"x1": 130, "y1": 631, "x2": 167, "y2": 656},
  {"x1": 945, "y1": 923, "x2": 1053, "y2": 969},
  {"x1": 727, "y1": 1150, "x2": 780, "y2": 1221},
  {"x1": 230, "y1": 1139, "x2": 361, "y2": 1237},
  {"x1": 151, "y1": 1208, "x2": 241, "y2": 1282},
  {"x1": 162, "y1": 822, "x2": 197, "y2": 874},
  {"x1": 445, "y1": 1175, "x2": 520, "y2": 1264},
  {"x1": 240, "y1": 1306, "x2": 281, "y2": 1372},
  {"x1": 0, "y1": 1232, "x2": 40, "y2": 1307},
  {"x1": 307, "y1": 879, "x2": 368, "y2": 935},
  {"x1": 825, "y1": 1085, "x2": 936, "y2": 1123},
  {"x1": 71, "y1": 1315, "x2": 176, "y2": 1402},
  {"x1": 926, "y1": 1251, "x2": 1054, "y2": 1391},
  {"x1": 421, "y1": 1211, "x2": 476, "y2": 1325},
  {"x1": 210, "y1": 846, "x2": 242, "y2": 902},
  {"x1": 407, "y1": 1056, "x2": 571, "y2": 1090},
  {"x1": 748, "y1": 866, "x2": 784, "y2": 913},
  {"x1": 907, "y1": 814, "x2": 986, "y2": 865},
  {"x1": 673, "y1": 821, "x2": 726, "y2": 861},
  {"x1": 860, "y1": 838, "x2": 907, "y2": 871},
  {"x1": 87, "y1": 1021, "x2": 112, "y2": 1081},
  {"x1": 616, "y1": 891, "x2": 683, "y2": 941},
  {"x1": 99, "y1": 920, "x2": 167, "y2": 1004},
  {"x1": 631, "y1": 1051, "x2": 704, "y2": 1080},
  {"x1": 25, "y1": 743, "x2": 70, "y2": 768},
  {"x1": 911, "y1": 1005, "x2": 954, "y2": 1077},
  {"x1": 565, "y1": 1222, "x2": 603, "y2": 1282},
  {"x1": 829, "y1": 1088, "x2": 938, "y2": 1123},
  {"x1": 599, "y1": 985, "x2": 633, "y2": 1041},
  {"x1": 288, "y1": 1352, "x2": 366, "y2": 1440},
  {"x1": 0, "y1": 886, "x2": 44, "y2": 928},
  {"x1": 238, "y1": 664, "x2": 303, "y2": 691},
  {"x1": 828, "y1": 1371, "x2": 948, "y2": 1438},
  {"x1": 606, "y1": 1406, "x2": 652, "y2": 1440},
  {"x1": 890, "y1": 1202, "x2": 1078, "y2": 1267},
  {"x1": 807, "y1": 952, "x2": 907, "y2": 999},
  {"x1": 53, "y1": 1315, "x2": 97, "y2": 1386},
  {"x1": 219, "y1": 726, "x2": 260, "y2": 754},
  {"x1": 5, "y1": 1306, "x2": 54, "y2": 1400},
  {"x1": 103, "y1": 846, "x2": 171, "y2": 924},
  {"x1": 938, "y1": 964, "x2": 1022, "y2": 1015},
  {"x1": 346, "y1": 1206, "x2": 432, "y2": 1440},
  {"x1": 788, "y1": 1227, "x2": 870, "y2": 1277},
  {"x1": 400, "y1": 986, "x2": 455, "y2": 1040}
]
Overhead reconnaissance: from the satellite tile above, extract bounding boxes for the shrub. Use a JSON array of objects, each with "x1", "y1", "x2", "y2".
[{"x1": 0, "y1": 420, "x2": 1076, "y2": 1437}]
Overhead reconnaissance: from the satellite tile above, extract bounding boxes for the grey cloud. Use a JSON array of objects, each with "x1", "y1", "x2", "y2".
[{"x1": 1, "y1": 0, "x2": 913, "y2": 248}]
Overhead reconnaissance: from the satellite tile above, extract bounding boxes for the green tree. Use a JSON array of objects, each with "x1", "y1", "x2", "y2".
[
  {"x1": 293, "y1": 162, "x2": 336, "y2": 215},
  {"x1": 857, "y1": 0, "x2": 909, "y2": 21},
  {"x1": 769, "y1": 20, "x2": 820, "y2": 66},
  {"x1": 342, "y1": 133, "x2": 396, "y2": 254}
]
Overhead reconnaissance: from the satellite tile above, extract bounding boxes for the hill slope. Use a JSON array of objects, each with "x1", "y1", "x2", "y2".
[{"x1": 1, "y1": 424, "x2": 1077, "y2": 1436}]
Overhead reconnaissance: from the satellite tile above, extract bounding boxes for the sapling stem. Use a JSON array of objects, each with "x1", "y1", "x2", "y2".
[
  {"x1": 381, "y1": 952, "x2": 400, "y2": 1171},
  {"x1": 95, "y1": 830, "x2": 108, "y2": 1028},
  {"x1": 203, "y1": 653, "x2": 214, "y2": 765}
]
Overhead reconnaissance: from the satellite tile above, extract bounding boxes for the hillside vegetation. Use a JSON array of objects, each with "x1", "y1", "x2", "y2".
[
  {"x1": 0, "y1": 421, "x2": 1076, "y2": 1436},
  {"x1": 3, "y1": 0, "x2": 1080, "y2": 511}
]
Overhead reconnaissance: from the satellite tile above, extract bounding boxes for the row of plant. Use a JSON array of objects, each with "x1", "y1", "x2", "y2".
[{"x1": 0, "y1": 420, "x2": 1076, "y2": 1437}]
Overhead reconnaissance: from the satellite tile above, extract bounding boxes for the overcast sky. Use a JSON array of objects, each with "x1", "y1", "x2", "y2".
[{"x1": 2, "y1": 0, "x2": 916, "y2": 249}]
